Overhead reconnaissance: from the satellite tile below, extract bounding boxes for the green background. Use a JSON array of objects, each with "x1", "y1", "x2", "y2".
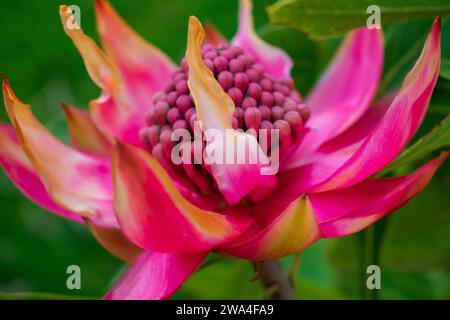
[{"x1": 0, "y1": 0, "x2": 449, "y2": 299}]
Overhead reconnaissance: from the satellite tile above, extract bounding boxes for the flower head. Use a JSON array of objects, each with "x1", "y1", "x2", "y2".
[{"x1": 0, "y1": 0, "x2": 447, "y2": 300}]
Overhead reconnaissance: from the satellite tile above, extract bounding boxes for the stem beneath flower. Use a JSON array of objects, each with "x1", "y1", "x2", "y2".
[{"x1": 258, "y1": 260, "x2": 294, "y2": 300}]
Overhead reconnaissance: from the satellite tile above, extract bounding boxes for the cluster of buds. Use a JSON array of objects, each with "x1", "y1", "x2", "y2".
[{"x1": 139, "y1": 44, "x2": 310, "y2": 195}]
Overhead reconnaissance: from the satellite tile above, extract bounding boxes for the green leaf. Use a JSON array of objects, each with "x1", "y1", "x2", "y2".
[
  {"x1": 441, "y1": 59, "x2": 450, "y2": 80},
  {"x1": 379, "y1": 115, "x2": 450, "y2": 175},
  {"x1": 268, "y1": 0, "x2": 450, "y2": 39}
]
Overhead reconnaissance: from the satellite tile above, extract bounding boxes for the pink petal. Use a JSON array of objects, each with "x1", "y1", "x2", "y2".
[
  {"x1": 281, "y1": 19, "x2": 441, "y2": 193},
  {"x1": 104, "y1": 251, "x2": 208, "y2": 300},
  {"x1": 3, "y1": 77, "x2": 117, "y2": 228},
  {"x1": 0, "y1": 124, "x2": 82, "y2": 223},
  {"x1": 310, "y1": 18, "x2": 441, "y2": 193},
  {"x1": 232, "y1": 0, "x2": 292, "y2": 80},
  {"x1": 218, "y1": 174, "x2": 321, "y2": 260},
  {"x1": 186, "y1": 17, "x2": 277, "y2": 205},
  {"x1": 309, "y1": 151, "x2": 448, "y2": 238},
  {"x1": 319, "y1": 91, "x2": 397, "y2": 154},
  {"x1": 112, "y1": 141, "x2": 252, "y2": 253},
  {"x1": 89, "y1": 92, "x2": 145, "y2": 148},
  {"x1": 283, "y1": 27, "x2": 383, "y2": 169},
  {"x1": 205, "y1": 131, "x2": 278, "y2": 205},
  {"x1": 219, "y1": 197, "x2": 320, "y2": 261},
  {"x1": 277, "y1": 148, "x2": 356, "y2": 196},
  {"x1": 60, "y1": 5, "x2": 120, "y2": 93},
  {"x1": 95, "y1": 0, "x2": 176, "y2": 111},
  {"x1": 62, "y1": 103, "x2": 111, "y2": 156},
  {"x1": 60, "y1": 5, "x2": 145, "y2": 148}
]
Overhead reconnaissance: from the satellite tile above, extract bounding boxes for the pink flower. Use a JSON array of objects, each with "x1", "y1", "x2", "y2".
[{"x1": 0, "y1": 0, "x2": 447, "y2": 299}]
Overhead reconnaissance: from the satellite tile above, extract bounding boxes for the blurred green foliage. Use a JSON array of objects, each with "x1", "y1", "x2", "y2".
[
  {"x1": 268, "y1": 0, "x2": 450, "y2": 39},
  {"x1": 0, "y1": 0, "x2": 449, "y2": 299}
]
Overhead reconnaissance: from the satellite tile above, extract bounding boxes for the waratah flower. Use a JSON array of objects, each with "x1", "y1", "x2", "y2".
[{"x1": 0, "y1": 0, "x2": 447, "y2": 299}]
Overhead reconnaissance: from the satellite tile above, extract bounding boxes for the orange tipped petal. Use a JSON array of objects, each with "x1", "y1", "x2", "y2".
[
  {"x1": 0, "y1": 124, "x2": 83, "y2": 223},
  {"x1": 219, "y1": 196, "x2": 320, "y2": 261},
  {"x1": 186, "y1": 17, "x2": 277, "y2": 204},
  {"x1": 95, "y1": 0, "x2": 175, "y2": 110},
  {"x1": 186, "y1": 16, "x2": 235, "y2": 131},
  {"x1": 1, "y1": 74, "x2": 19, "y2": 125},
  {"x1": 59, "y1": 5, "x2": 120, "y2": 93},
  {"x1": 60, "y1": 5, "x2": 143, "y2": 147},
  {"x1": 3, "y1": 78, "x2": 116, "y2": 227},
  {"x1": 62, "y1": 103, "x2": 111, "y2": 155},
  {"x1": 112, "y1": 141, "x2": 252, "y2": 253},
  {"x1": 62, "y1": 1, "x2": 177, "y2": 148}
]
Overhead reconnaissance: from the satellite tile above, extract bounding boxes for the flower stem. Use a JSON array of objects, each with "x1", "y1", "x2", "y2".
[
  {"x1": 198, "y1": 254, "x2": 230, "y2": 270},
  {"x1": 358, "y1": 218, "x2": 389, "y2": 300},
  {"x1": 365, "y1": 227, "x2": 376, "y2": 300},
  {"x1": 258, "y1": 260, "x2": 294, "y2": 300},
  {"x1": 357, "y1": 232, "x2": 368, "y2": 299},
  {"x1": 289, "y1": 254, "x2": 301, "y2": 285}
]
